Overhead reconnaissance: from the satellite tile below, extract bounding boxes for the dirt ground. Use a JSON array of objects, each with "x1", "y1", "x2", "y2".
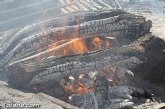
[{"x1": 0, "y1": 81, "x2": 64, "y2": 109}]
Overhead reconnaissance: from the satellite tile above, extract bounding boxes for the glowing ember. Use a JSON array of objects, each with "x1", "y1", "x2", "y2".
[
  {"x1": 64, "y1": 82, "x2": 95, "y2": 95},
  {"x1": 106, "y1": 40, "x2": 111, "y2": 48},
  {"x1": 92, "y1": 37, "x2": 103, "y2": 49}
]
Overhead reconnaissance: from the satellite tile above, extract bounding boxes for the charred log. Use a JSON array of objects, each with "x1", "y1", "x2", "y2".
[
  {"x1": 94, "y1": 73, "x2": 109, "y2": 109},
  {"x1": 0, "y1": 10, "x2": 151, "y2": 68},
  {"x1": 0, "y1": 9, "x2": 156, "y2": 90},
  {"x1": 0, "y1": 10, "x2": 125, "y2": 57},
  {"x1": 6, "y1": 43, "x2": 142, "y2": 88}
]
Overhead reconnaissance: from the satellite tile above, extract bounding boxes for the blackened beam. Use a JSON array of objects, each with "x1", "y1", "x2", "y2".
[
  {"x1": 1, "y1": 14, "x2": 149, "y2": 68},
  {"x1": 0, "y1": 9, "x2": 125, "y2": 56},
  {"x1": 6, "y1": 44, "x2": 143, "y2": 87}
]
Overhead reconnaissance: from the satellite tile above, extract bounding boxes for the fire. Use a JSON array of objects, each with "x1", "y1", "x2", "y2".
[
  {"x1": 36, "y1": 13, "x2": 112, "y2": 61},
  {"x1": 92, "y1": 37, "x2": 103, "y2": 49},
  {"x1": 49, "y1": 36, "x2": 111, "y2": 56},
  {"x1": 36, "y1": 15, "x2": 112, "y2": 61},
  {"x1": 64, "y1": 82, "x2": 96, "y2": 96},
  {"x1": 61, "y1": 75, "x2": 96, "y2": 98},
  {"x1": 106, "y1": 40, "x2": 111, "y2": 48},
  {"x1": 63, "y1": 37, "x2": 88, "y2": 55},
  {"x1": 34, "y1": 36, "x2": 112, "y2": 61}
]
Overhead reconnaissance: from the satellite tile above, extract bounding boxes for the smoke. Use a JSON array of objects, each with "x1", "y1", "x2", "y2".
[{"x1": 0, "y1": 0, "x2": 60, "y2": 32}]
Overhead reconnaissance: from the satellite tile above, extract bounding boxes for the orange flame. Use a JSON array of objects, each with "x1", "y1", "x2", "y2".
[
  {"x1": 106, "y1": 40, "x2": 111, "y2": 48},
  {"x1": 49, "y1": 36, "x2": 111, "y2": 56},
  {"x1": 92, "y1": 37, "x2": 103, "y2": 49},
  {"x1": 63, "y1": 37, "x2": 88, "y2": 55},
  {"x1": 35, "y1": 36, "x2": 112, "y2": 61},
  {"x1": 64, "y1": 82, "x2": 95, "y2": 95},
  {"x1": 35, "y1": 12, "x2": 113, "y2": 61}
]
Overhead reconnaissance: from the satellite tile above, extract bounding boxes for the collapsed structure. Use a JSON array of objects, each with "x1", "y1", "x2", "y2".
[
  {"x1": 0, "y1": 10, "x2": 151, "y2": 87},
  {"x1": 0, "y1": 9, "x2": 165, "y2": 109}
]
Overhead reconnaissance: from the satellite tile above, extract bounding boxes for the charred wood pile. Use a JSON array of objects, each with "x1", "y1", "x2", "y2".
[{"x1": 0, "y1": 9, "x2": 165, "y2": 109}]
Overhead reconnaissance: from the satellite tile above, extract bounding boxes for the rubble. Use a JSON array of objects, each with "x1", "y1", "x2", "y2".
[
  {"x1": 0, "y1": 1, "x2": 165, "y2": 109},
  {"x1": 0, "y1": 10, "x2": 153, "y2": 88}
]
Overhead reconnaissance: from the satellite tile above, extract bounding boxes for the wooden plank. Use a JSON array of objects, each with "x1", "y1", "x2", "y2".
[{"x1": 38, "y1": 93, "x2": 80, "y2": 109}]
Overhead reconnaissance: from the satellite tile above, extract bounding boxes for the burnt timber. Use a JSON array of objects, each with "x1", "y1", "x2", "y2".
[
  {"x1": 0, "y1": 9, "x2": 159, "y2": 88},
  {"x1": 0, "y1": 10, "x2": 151, "y2": 68}
]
